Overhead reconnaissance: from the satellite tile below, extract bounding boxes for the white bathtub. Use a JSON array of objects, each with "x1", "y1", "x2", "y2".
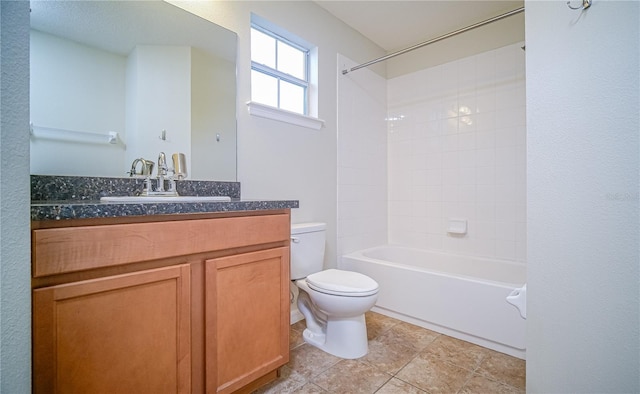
[{"x1": 340, "y1": 245, "x2": 526, "y2": 359}]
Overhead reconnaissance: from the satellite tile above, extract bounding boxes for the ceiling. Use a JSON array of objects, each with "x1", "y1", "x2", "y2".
[
  {"x1": 29, "y1": 1, "x2": 236, "y2": 61},
  {"x1": 315, "y1": 0, "x2": 523, "y2": 52},
  {"x1": 315, "y1": 1, "x2": 525, "y2": 77}
]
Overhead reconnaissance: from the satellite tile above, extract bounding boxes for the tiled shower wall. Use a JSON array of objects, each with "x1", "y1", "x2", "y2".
[
  {"x1": 387, "y1": 43, "x2": 526, "y2": 262},
  {"x1": 337, "y1": 54, "x2": 388, "y2": 258}
]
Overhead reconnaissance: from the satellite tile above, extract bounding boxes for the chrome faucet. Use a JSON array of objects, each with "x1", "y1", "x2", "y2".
[
  {"x1": 156, "y1": 152, "x2": 168, "y2": 192},
  {"x1": 128, "y1": 158, "x2": 154, "y2": 177},
  {"x1": 136, "y1": 151, "x2": 180, "y2": 197}
]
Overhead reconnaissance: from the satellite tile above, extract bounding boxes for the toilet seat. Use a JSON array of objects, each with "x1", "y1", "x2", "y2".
[{"x1": 306, "y1": 269, "x2": 379, "y2": 297}]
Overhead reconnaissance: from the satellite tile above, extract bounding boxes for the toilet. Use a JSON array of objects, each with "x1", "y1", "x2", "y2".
[{"x1": 291, "y1": 222, "x2": 379, "y2": 359}]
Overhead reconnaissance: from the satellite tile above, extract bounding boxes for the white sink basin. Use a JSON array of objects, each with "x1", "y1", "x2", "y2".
[{"x1": 100, "y1": 195, "x2": 231, "y2": 203}]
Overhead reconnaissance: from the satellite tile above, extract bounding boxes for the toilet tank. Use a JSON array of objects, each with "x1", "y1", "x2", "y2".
[{"x1": 290, "y1": 222, "x2": 326, "y2": 280}]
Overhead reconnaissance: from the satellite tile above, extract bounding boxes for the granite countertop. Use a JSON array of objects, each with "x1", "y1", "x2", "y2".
[
  {"x1": 31, "y1": 199, "x2": 299, "y2": 221},
  {"x1": 31, "y1": 175, "x2": 299, "y2": 221}
]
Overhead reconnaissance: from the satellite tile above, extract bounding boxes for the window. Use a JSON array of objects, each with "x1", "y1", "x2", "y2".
[{"x1": 250, "y1": 25, "x2": 309, "y2": 115}]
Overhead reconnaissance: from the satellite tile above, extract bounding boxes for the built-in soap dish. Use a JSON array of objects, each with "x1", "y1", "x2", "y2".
[{"x1": 447, "y1": 219, "x2": 467, "y2": 235}]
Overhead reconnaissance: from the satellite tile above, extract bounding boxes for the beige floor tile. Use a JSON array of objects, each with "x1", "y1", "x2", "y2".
[
  {"x1": 422, "y1": 335, "x2": 488, "y2": 371},
  {"x1": 288, "y1": 344, "x2": 341, "y2": 379},
  {"x1": 475, "y1": 350, "x2": 526, "y2": 390},
  {"x1": 379, "y1": 321, "x2": 440, "y2": 351},
  {"x1": 395, "y1": 352, "x2": 474, "y2": 394},
  {"x1": 311, "y1": 359, "x2": 392, "y2": 393},
  {"x1": 291, "y1": 319, "x2": 307, "y2": 332},
  {"x1": 292, "y1": 382, "x2": 327, "y2": 393},
  {"x1": 253, "y1": 365, "x2": 307, "y2": 394},
  {"x1": 262, "y1": 315, "x2": 527, "y2": 394},
  {"x1": 459, "y1": 373, "x2": 525, "y2": 394},
  {"x1": 365, "y1": 311, "x2": 399, "y2": 340},
  {"x1": 290, "y1": 327, "x2": 305, "y2": 350},
  {"x1": 376, "y1": 377, "x2": 427, "y2": 393},
  {"x1": 361, "y1": 334, "x2": 420, "y2": 375}
]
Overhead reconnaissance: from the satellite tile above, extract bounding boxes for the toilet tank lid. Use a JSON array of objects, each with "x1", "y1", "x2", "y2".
[{"x1": 291, "y1": 222, "x2": 326, "y2": 234}]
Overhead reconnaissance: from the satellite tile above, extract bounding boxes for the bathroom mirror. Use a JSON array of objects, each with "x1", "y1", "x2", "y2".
[{"x1": 29, "y1": 0, "x2": 237, "y2": 181}]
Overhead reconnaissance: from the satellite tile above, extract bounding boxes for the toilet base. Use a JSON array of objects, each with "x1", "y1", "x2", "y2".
[{"x1": 302, "y1": 314, "x2": 369, "y2": 359}]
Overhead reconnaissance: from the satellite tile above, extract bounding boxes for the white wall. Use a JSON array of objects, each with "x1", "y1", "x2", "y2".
[
  {"x1": 0, "y1": 1, "x2": 32, "y2": 391},
  {"x1": 526, "y1": 1, "x2": 639, "y2": 392},
  {"x1": 30, "y1": 30, "x2": 126, "y2": 177},
  {"x1": 337, "y1": 54, "x2": 388, "y2": 256},
  {"x1": 173, "y1": 1, "x2": 385, "y2": 268},
  {"x1": 387, "y1": 43, "x2": 526, "y2": 262}
]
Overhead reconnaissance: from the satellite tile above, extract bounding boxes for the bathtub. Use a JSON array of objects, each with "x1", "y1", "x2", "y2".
[{"x1": 340, "y1": 245, "x2": 526, "y2": 359}]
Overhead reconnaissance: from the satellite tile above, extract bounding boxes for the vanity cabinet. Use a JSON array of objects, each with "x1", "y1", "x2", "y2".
[
  {"x1": 207, "y1": 248, "x2": 290, "y2": 394},
  {"x1": 32, "y1": 210, "x2": 291, "y2": 394},
  {"x1": 33, "y1": 265, "x2": 192, "y2": 393}
]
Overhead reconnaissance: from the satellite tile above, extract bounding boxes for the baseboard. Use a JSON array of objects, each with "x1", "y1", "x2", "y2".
[{"x1": 290, "y1": 308, "x2": 304, "y2": 325}]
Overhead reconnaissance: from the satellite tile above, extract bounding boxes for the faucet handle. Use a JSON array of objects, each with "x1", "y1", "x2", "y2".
[{"x1": 172, "y1": 153, "x2": 188, "y2": 180}]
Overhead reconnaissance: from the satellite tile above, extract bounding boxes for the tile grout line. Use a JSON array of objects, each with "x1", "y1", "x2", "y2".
[{"x1": 383, "y1": 344, "x2": 431, "y2": 393}]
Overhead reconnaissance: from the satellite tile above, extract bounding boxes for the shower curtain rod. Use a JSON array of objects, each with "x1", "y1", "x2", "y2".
[{"x1": 341, "y1": 6, "x2": 525, "y2": 75}]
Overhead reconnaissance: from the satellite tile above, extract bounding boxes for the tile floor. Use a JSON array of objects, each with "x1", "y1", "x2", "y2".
[{"x1": 255, "y1": 312, "x2": 526, "y2": 394}]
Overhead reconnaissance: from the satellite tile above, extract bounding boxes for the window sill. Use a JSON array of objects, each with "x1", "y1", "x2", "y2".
[{"x1": 246, "y1": 101, "x2": 325, "y2": 130}]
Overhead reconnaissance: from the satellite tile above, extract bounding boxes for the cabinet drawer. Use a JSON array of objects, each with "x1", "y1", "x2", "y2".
[{"x1": 33, "y1": 213, "x2": 290, "y2": 277}]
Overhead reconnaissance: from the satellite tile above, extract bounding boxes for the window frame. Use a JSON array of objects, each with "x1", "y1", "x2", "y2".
[{"x1": 250, "y1": 24, "x2": 310, "y2": 115}]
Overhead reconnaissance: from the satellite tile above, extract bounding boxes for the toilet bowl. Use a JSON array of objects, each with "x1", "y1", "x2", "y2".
[{"x1": 291, "y1": 223, "x2": 379, "y2": 359}]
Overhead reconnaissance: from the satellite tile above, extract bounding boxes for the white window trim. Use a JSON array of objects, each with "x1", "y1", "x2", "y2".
[
  {"x1": 247, "y1": 101, "x2": 324, "y2": 130},
  {"x1": 251, "y1": 26, "x2": 310, "y2": 115}
]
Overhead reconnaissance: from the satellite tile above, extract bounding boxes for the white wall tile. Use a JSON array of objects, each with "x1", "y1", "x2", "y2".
[
  {"x1": 475, "y1": 111, "x2": 496, "y2": 132},
  {"x1": 476, "y1": 184, "x2": 496, "y2": 203},
  {"x1": 338, "y1": 54, "x2": 388, "y2": 256},
  {"x1": 476, "y1": 202, "x2": 496, "y2": 222},
  {"x1": 425, "y1": 201, "x2": 443, "y2": 217},
  {"x1": 496, "y1": 221, "x2": 517, "y2": 241},
  {"x1": 475, "y1": 148, "x2": 495, "y2": 167},
  {"x1": 459, "y1": 150, "x2": 477, "y2": 168},
  {"x1": 475, "y1": 220, "x2": 496, "y2": 239},
  {"x1": 459, "y1": 185, "x2": 476, "y2": 203},
  {"x1": 384, "y1": 43, "x2": 526, "y2": 261},
  {"x1": 425, "y1": 234, "x2": 444, "y2": 250},
  {"x1": 495, "y1": 239, "x2": 517, "y2": 260},
  {"x1": 442, "y1": 151, "x2": 460, "y2": 169},
  {"x1": 475, "y1": 50, "x2": 496, "y2": 84},
  {"x1": 475, "y1": 130, "x2": 496, "y2": 149},
  {"x1": 389, "y1": 48, "x2": 526, "y2": 260},
  {"x1": 458, "y1": 167, "x2": 477, "y2": 185},
  {"x1": 458, "y1": 131, "x2": 476, "y2": 151}
]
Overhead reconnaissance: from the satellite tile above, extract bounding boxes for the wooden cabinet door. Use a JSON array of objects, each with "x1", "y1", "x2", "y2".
[
  {"x1": 33, "y1": 265, "x2": 191, "y2": 394},
  {"x1": 206, "y1": 247, "x2": 290, "y2": 394}
]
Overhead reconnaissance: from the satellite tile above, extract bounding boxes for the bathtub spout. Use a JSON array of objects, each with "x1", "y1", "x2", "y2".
[{"x1": 506, "y1": 284, "x2": 527, "y2": 319}]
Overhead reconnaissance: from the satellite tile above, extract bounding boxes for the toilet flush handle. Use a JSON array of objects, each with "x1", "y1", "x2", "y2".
[{"x1": 291, "y1": 237, "x2": 300, "y2": 243}]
